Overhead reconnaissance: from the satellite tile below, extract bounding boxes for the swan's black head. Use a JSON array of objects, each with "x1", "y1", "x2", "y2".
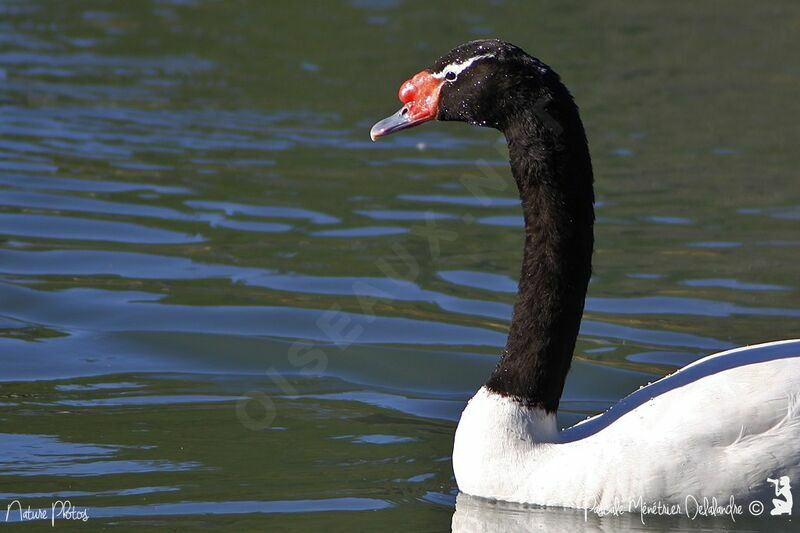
[{"x1": 371, "y1": 39, "x2": 557, "y2": 139}]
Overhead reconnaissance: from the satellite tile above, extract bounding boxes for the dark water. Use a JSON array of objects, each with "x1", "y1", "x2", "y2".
[{"x1": 1, "y1": 1, "x2": 798, "y2": 530}]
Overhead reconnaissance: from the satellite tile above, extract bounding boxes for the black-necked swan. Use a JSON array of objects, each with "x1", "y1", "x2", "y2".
[{"x1": 371, "y1": 39, "x2": 800, "y2": 512}]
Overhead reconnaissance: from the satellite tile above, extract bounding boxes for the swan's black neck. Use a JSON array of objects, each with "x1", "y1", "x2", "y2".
[{"x1": 484, "y1": 76, "x2": 594, "y2": 413}]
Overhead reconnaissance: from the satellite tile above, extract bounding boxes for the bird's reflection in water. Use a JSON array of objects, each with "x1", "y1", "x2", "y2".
[{"x1": 451, "y1": 493, "x2": 780, "y2": 533}]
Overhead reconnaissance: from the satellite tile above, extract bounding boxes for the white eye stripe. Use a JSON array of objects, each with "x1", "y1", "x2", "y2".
[{"x1": 432, "y1": 53, "x2": 493, "y2": 80}]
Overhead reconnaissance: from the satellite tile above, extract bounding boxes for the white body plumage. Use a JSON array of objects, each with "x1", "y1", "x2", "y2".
[{"x1": 453, "y1": 339, "x2": 800, "y2": 512}]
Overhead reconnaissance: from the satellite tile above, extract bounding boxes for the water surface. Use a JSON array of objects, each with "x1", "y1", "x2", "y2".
[{"x1": 1, "y1": 1, "x2": 798, "y2": 530}]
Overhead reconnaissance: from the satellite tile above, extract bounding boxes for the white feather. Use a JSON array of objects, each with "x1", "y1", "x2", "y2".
[
  {"x1": 432, "y1": 54, "x2": 493, "y2": 80},
  {"x1": 453, "y1": 339, "x2": 800, "y2": 513}
]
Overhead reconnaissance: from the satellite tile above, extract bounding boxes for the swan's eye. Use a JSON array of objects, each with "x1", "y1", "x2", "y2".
[{"x1": 445, "y1": 71, "x2": 457, "y2": 82}]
